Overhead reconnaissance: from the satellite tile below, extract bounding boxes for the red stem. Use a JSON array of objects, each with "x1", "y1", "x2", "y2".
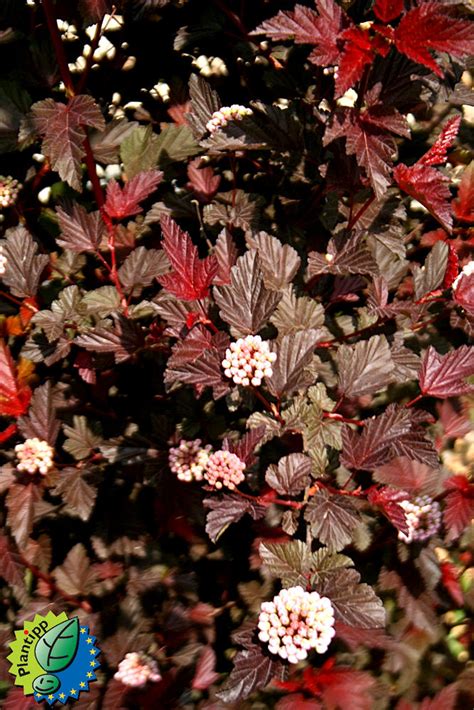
[
  {"x1": 250, "y1": 385, "x2": 284, "y2": 425},
  {"x1": 405, "y1": 393, "x2": 423, "y2": 408},
  {"x1": 323, "y1": 411, "x2": 365, "y2": 426},
  {"x1": 41, "y1": 0, "x2": 75, "y2": 97},
  {"x1": 346, "y1": 193, "x2": 376, "y2": 232}
]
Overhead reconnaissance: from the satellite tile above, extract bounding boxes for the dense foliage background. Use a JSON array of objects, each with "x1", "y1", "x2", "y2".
[{"x1": 0, "y1": 0, "x2": 473, "y2": 707}]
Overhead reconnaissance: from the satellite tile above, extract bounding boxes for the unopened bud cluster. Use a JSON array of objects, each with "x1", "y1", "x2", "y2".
[
  {"x1": 206, "y1": 105, "x2": 253, "y2": 134},
  {"x1": 0, "y1": 246, "x2": 6, "y2": 276},
  {"x1": 168, "y1": 438, "x2": 211, "y2": 482},
  {"x1": 258, "y1": 586, "x2": 336, "y2": 663},
  {"x1": 114, "y1": 652, "x2": 161, "y2": 688},
  {"x1": 204, "y1": 450, "x2": 246, "y2": 490},
  {"x1": 398, "y1": 495, "x2": 442, "y2": 543},
  {"x1": 15, "y1": 438, "x2": 54, "y2": 475},
  {"x1": 222, "y1": 335, "x2": 277, "y2": 387},
  {"x1": 0, "y1": 176, "x2": 21, "y2": 208}
]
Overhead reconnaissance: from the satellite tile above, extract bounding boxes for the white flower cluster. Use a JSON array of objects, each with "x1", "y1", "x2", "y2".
[
  {"x1": 206, "y1": 105, "x2": 253, "y2": 134},
  {"x1": 15, "y1": 438, "x2": 54, "y2": 475},
  {"x1": 452, "y1": 260, "x2": 474, "y2": 291},
  {"x1": 168, "y1": 439, "x2": 212, "y2": 482},
  {"x1": 222, "y1": 335, "x2": 277, "y2": 387},
  {"x1": 258, "y1": 586, "x2": 336, "y2": 663},
  {"x1": 204, "y1": 450, "x2": 246, "y2": 490},
  {"x1": 0, "y1": 246, "x2": 6, "y2": 276},
  {"x1": 0, "y1": 176, "x2": 21, "y2": 208},
  {"x1": 114, "y1": 652, "x2": 161, "y2": 688},
  {"x1": 398, "y1": 495, "x2": 442, "y2": 543}
]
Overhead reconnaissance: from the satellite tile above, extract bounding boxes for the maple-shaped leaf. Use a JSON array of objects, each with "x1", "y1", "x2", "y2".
[
  {"x1": 216, "y1": 639, "x2": 286, "y2": 703},
  {"x1": 18, "y1": 381, "x2": 59, "y2": 446},
  {"x1": 186, "y1": 74, "x2": 221, "y2": 139},
  {"x1": 104, "y1": 169, "x2": 163, "y2": 219},
  {"x1": 317, "y1": 567, "x2": 385, "y2": 629},
  {"x1": 394, "y1": 4, "x2": 474, "y2": 78},
  {"x1": 336, "y1": 27, "x2": 378, "y2": 97},
  {"x1": 56, "y1": 204, "x2": 105, "y2": 253},
  {"x1": 246, "y1": 231, "x2": 301, "y2": 291},
  {"x1": 213, "y1": 228, "x2": 238, "y2": 286},
  {"x1": 187, "y1": 158, "x2": 221, "y2": 202},
  {"x1": 31, "y1": 95, "x2": 105, "y2": 190},
  {"x1": 373, "y1": 0, "x2": 404, "y2": 23},
  {"x1": 374, "y1": 457, "x2": 445, "y2": 497},
  {"x1": 6, "y1": 482, "x2": 45, "y2": 548},
  {"x1": 305, "y1": 489, "x2": 361, "y2": 552},
  {"x1": 251, "y1": 0, "x2": 345, "y2": 67},
  {"x1": 1, "y1": 226, "x2": 49, "y2": 298},
  {"x1": 413, "y1": 241, "x2": 449, "y2": 300},
  {"x1": 52, "y1": 468, "x2": 98, "y2": 522},
  {"x1": 419, "y1": 345, "x2": 474, "y2": 398},
  {"x1": 118, "y1": 246, "x2": 169, "y2": 295},
  {"x1": 76, "y1": 317, "x2": 144, "y2": 364},
  {"x1": 265, "y1": 453, "x2": 312, "y2": 496},
  {"x1": 443, "y1": 475, "x2": 474, "y2": 542},
  {"x1": 308, "y1": 233, "x2": 379, "y2": 278},
  {"x1": 0, "y1": 339, "x2": 32, "y2": 417},
  {"x1": 0, "y1": 535, "x2": 27, "y2": 603},
  {"x1": 337, "y1": 334, "x2": 394, "y2": 398},
  {"x1": 158, "y1": 215, "x2": 217, "y2": 300},
  {"x1": 227, "y1": 426, "x2": 266, "y2": 467},
  {"x1": 260, "y1": 540, "x2": 314, "y2": 587},
  {"x1": 214, "y1": 251, "x2": 281, "y2": 337},
  {"x1": 52, "y1": 543, "x2": 97, "y2": 596},
  {"x1": 203, "y1": 493, "x2": 266, "y2": 543},
  {"x1": 341, "y1": 404, "x2": 438, "y2": 471},
  {"x1": 271, "y1": 286, "x2": 325, "y2": 337},
  {"x1": 62, "y1": 416, "x2": 102, "y2": 460},
  {"x1": 165, "y1": 333, "x2": 230, "y2": 399},
  {"x1": 453, "y1": 161, "x2": 474, "y2": 223},
  {"x1": 393, "y1": 162, "x2": 452, "y2": 232}
]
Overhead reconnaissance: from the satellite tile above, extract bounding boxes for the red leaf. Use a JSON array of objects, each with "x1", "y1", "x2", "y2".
[
  {"x1": 419, "y1": 345, "x2": 474, "y2": 398},
  {"x1": 453, "y1": 264, "x2": 474, "y2": 314},
  {"x1": 336, "y1": 28, "x2": 376, "y2": 97},
  {"x1": 393, "y1": 162, "x2": 452, "y2": 232},
  {"x1": 373, "y1": 0, "x2": 404, "y2": 23},
  {"x1": 419, "y1": 684, "x2": 458, "y2": 710},
  {"x1": 440, "y1": 561, "x2": 464, "y2": 606},
  {"x1": 31, "y1": 95, "x2": 105, "y2": 191},
  {"x1": 187, "y1": 158, "x2": 221, "y2": 202},
  {"x1": 368, "y1": 486, "x2": 409, "y2": 535},
  {"x1": 192, "y1": 646, "x2": 220, "y2": 690},
  {"x1": 251, "y1": 0, "x2": 346, "y2": 67},
  {"x1": 276, "y1": 695, "x2": 321, "y2": 710},
  {"x1": 443, "y1": 476, "x2": 474, "y2": 542},
  {"x1": 316, "y1": 667, "x2": 376, "y2": 710},
  {"x1": 0, "y1": 423, "x2": 17, "y2": 444},
  {"x1": 158, "y1": 215, "x2": 218, "y2": 300},
  {"x1": 453, "y1": 161, "x2": 474, "y2": 223},
  {"x1": 419, "y1": 116, "x2": 461, "y2": 168},
  {"x1": 104, "y1": 169, "x2": 163, "y2": 219},
  {"x1": 394, "y1": 4, "x2": 474, "y2": 77},
  {"x1": 0, "y1": 340, "x2": 32, "y2": 417}
]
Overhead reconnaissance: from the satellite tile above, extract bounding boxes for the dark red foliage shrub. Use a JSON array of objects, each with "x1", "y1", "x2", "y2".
[{"x1": 0, "y1": 0, "x2": 473, "y2": 707}]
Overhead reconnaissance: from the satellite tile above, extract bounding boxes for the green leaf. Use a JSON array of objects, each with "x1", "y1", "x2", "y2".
[
  {"x1": 34, "y1": 617, "x2": 80, "y2": 672},
  {"x1": 155, "y1": 124, "x2": 200, "y2": 168},
  {"x1": 120, "y1": 125, "x2": 161, "y2": 179},
  {"x1": 259, "y1": 540, "x2": 312, "y2": 586}
]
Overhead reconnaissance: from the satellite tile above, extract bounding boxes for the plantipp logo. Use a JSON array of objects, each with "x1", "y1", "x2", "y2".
[{"x1": 7, "y1": 611, "x2": 100, "y2": 705}]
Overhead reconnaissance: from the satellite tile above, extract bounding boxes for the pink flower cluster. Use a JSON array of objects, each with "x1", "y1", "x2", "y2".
[
  {"x1": 258, "y1": 586, "x2": 336, "y2": 663},
  {"x1": 0, "y1": 175, "x2": 21, "y2": 208},
  {"x1": 222, "y1": 335, "x2": 277, "y2": 387},
  {"x1": 204, "y1": 450, "x2": 246, "y2": 490},
  {"x1": 398, "y1": 495, "x2": 442, "y2": 543},
  {"x1": 169, "y1": 440, "x2": 247, "y2": 490},
  {"x1": 206, "y1": 104, "x2": 253, "y2": 134},
  {"x1": 114, "y1": 652, "x2": 161, "y2": 688},
  {"x1": 168, "y1": 438, "x2": 211, "y2": 482},
  {"x1": 15, "y1": 438, "x2": 54, "y2": 475},
  {"x1": 0, "y1": 246, "x2": 6, "y2": 276}
]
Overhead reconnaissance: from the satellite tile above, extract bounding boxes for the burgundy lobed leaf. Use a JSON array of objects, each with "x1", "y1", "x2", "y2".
[
  {"x1": 378, "y1": 569, "x2": 439, "y2": 632},
  {"x1": 228, "y1": 426, "x2": 267, "y2": 467},
  {"x1": 31, "y1": 95, "x2": 105, "y2": 190},
  {"x1": 308, "y1": 233, "x2": 379, "y2": 278},
  {"x1": 204, "y1": 493, "x2": 266, "y2": 543},
  {"x1": 304, "y1": 489, "x2": 361, "y2": 552},
  {"x1": 419, "y1": 685, "x2": 458, "y2": 710},
  {"x1": 315, "y1": 667, "x2": 377, "y2": 710},
  {"x1": 443, "y1": 475, "x2": 474, "y2": 542},
  {"x1": 216, "y1": 640, "x2": 287, "y2": 703},
  {"x1": 1, "y1": 225, "x2": 49, "y2": 298},
  {"x1": 79, "y1": 0, "x2": 112, "y2": 21},
  {"x1": 419, "y1": 116, "x2": 461, "y2": 168},
  {"x1": 316, "y1": 567, "x2": 386, "y2": 629},
  {"x1": 104, "y1": 169, "x2": 163, "y2": 219},
  {"x1": 374, "y1": 457, "x2": 445, "y2": 497},
  {"x1": 337, "y1": 334, "x2": 395, "y2": 398},
  {"x1": 419, "y1": 345, "x2": 474, "y2": 398},
  {"x1": 158, "y1": 215, "x2": 218, "y2": 300},
  {"x1": 192, "y1": 646, "x2": 220, "y2": 691},
  {"x1": 51, "y1": 468, "x2": 98, "y2": 522},
  {"x1": 394, "y1": 4, "x2": 474, "y2": 78},
  {"x1": 187, "y1": 158, "x2": 221, "y2": 202},
  {"x1": 367, "y1": 486, "x2": 409, "y2": 536},
  {"x1": 56, "y1": 204, "x2": 105, "y2": 253},
  {"x1": 18, "y1": 381, "x2": 60, "y2": 446},
  {"x1": 265, "y1": 453, "x2": 312, "y2": 497}
]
